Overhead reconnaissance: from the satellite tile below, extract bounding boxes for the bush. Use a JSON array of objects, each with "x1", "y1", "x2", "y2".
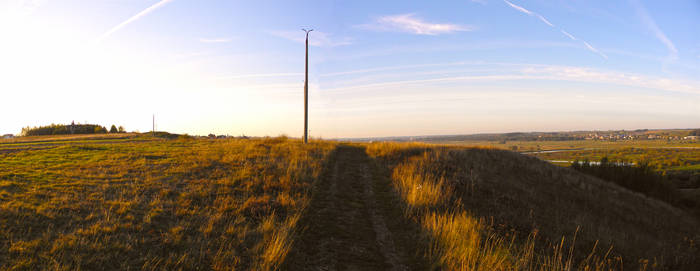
[{"x1": 571, "y1": 157, "x2": 678, "y2": 204}]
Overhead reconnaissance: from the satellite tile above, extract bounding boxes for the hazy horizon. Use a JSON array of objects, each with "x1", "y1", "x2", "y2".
[{"x1": 2, "y1": 0, "x2": 699, "y2": 138}]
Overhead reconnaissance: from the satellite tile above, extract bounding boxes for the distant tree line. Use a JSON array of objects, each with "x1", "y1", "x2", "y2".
[
  {"x1": 690, "y1": 129, "x2": 700, "y2": 136},
  {"x1": 571, "y1": 157, "x2": 677, "y2": 204},
  {"x1": 425, "y1": 132, "x2": 577, "y2": 142},
  {"x1": 21, "y1": 123, "x2": 125, "y2": 136}
]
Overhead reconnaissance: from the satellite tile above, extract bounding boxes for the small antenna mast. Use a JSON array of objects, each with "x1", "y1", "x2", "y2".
[{"x1": 302, "y1": 28, "x2": 313, "y2": 144}]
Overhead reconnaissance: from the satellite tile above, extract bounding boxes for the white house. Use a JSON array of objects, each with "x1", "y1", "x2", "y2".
[{"x1": 2, "y1": 134, "x2": 14, "y2": 139}]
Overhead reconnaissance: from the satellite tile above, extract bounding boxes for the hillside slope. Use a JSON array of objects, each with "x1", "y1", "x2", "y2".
[{"x1": 367, "y1": 143, "x2": 699, "y2": 270}]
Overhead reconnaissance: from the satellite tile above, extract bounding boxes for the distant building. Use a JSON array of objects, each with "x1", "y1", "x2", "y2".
[
  {"x1": 683, "y1": 136, "x2": 699, "y2": 140},
  {"x1": 2, "y1": 134, "x2": 14, "y2": 139}
]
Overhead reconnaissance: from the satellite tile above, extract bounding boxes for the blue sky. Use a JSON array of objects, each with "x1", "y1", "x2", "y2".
[{"x1": 1, "y1": 0, "x2": 698, "y2": 137}]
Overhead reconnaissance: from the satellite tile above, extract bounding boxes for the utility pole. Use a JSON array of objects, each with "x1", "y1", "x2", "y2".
[
  {"x1": 302, "y1": 28, "x2": 312, "y2": 144},
  {"x1": 152, "y1": 114, "x2": 155, "y2": 136}
]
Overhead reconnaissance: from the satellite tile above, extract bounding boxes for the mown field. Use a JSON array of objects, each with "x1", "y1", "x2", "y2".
[
  {"x1": 0, "y1": 135, "x2": 336, "y2": 270},
  {"x1": 1, "y1": 135, "x2": 698, "y2": 270}
]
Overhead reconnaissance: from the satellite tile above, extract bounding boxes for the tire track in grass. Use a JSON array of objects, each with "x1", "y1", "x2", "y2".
[{"x1": 283, "y1": 145, "x2": 413, "y2": 271}]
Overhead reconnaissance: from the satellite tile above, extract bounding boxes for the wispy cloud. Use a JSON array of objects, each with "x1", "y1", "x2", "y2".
[
  {"x1": 270, "y1": 30, "x2": 352, "y2": 47},
  {"x1": 199, "y1": 37, "x2": 233, "y2": 43},
  {"x1": 360, "y1": 13, "x2": 475, "y2": 35},
  {"x1": 320, "y1": 62, "x2": 468, "y2": 77},
  {"x1": 503, "y1": 0, "x2": 606, "y2": 59},
  {"x1": 521, "y1": 65, "x2": 698, "y2": 93},
  {"x1": 5, "y1": 0, "x2": 46, "y2": 17},
  {"x1": 629, "y1": 0, "x2": 678, "y2": 60},
  {"x1": 96, "y1": 0, "x2": 175, "y2": 43},
  {"x1": 324, "y1": 63, "x2": 700, "y2": 95},
  {"x1": 213, "y1": 73, "x2": 302, "y2": 80}
]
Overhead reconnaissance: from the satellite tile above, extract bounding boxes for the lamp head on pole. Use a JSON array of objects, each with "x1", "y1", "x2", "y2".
[{"x1": 302, "y1": 28, "x2": 313, "y2": 38}]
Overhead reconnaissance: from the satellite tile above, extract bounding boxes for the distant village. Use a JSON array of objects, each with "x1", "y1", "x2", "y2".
[
  {"x1": 350, "y1": 128, "x2": 700, "y2": 143},
  {"x1": 577, "y1": 130, "x2": 699, "y2": 141}
]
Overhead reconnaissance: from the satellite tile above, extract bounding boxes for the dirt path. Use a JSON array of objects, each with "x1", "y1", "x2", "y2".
[{"x1": 283, "y1": 145, "x2": 417, "y2": 271}]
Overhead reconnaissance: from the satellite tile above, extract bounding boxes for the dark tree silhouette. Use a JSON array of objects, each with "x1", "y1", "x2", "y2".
[
  {"x1": 22, "y1": 124, "x2": 109, "y2": 136},
  {"x1": 571, "y1": 157, "x2": 677, "y2": 204}
]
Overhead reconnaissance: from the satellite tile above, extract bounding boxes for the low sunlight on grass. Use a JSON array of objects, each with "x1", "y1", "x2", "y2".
[
  {"x1": 367, "y1": 142, "x2": 699, "y2": 270},
  {"x1": 0, "y1": 136, "x2": 335, "y2": 270}
]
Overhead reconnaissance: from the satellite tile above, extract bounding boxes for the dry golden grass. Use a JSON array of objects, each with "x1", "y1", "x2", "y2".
[
  {"x1": 0, "y1": 136, "x2": 335, "y2": 270},
  {"x1": 3, "y1": 137, "x2": 697, "y2": 270},
  {"x1": 367, "y1": 142, "x2": 699, "y2": 270}
]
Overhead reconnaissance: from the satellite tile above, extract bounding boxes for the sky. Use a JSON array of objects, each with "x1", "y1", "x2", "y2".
[{"x1": 1, "y1": 0, "x2": 699, "y2": 138}]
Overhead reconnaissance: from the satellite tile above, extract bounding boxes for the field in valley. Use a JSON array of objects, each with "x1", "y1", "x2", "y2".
[
  {"x1": 427, "y1": 139, "x2": 700, "y2": 172},
  {"x1": 1, "y1": 134, "x2": 698, "y2": 270}
]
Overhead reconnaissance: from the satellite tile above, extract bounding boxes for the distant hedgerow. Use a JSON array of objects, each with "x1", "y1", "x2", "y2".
[{"x1": 21, "y1": 123, "x2": 109, "y2": 136}]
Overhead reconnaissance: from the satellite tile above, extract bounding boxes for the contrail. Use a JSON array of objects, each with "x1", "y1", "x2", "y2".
[
  {"x1": 504, "y1": 0, "x2": 533, "y2": 15},
  {"x1": 560, "y1": 30, "x2": 577, "y2": 41},
  {"x1": 503, "y1": 0, "x2": 607, "y2": 60},
  {"x1": 96, "y1": 0, "x2": 175, "y2": 43},
  {"x1": 629, "y1": 0, "x2": 677, "y2": 59},
  {"x1": 504, "y1": 0, "x2": 553, "y2": 27},
  {"x1": 536, "y1": 14, "x2": 554, "y2": 27},
  {"x1": 583, "y1": 41, "x2": 608, "y2": 59}
]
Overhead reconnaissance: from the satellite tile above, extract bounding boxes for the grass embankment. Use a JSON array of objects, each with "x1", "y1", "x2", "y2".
[
  {"x1": 366, "y1": 142, "x2": 699, "y2": 270},
  {"x1": 0, "y1": 136, "x2": 335, "y2": 270}
]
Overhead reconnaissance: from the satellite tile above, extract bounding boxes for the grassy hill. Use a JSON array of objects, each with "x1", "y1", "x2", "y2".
[
  {"x1": 0, "y1": 135, "x2": 697, "y2": 270},
  {"x1": 366, "y1": 142, "x2": 699, "y2": 270}
]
